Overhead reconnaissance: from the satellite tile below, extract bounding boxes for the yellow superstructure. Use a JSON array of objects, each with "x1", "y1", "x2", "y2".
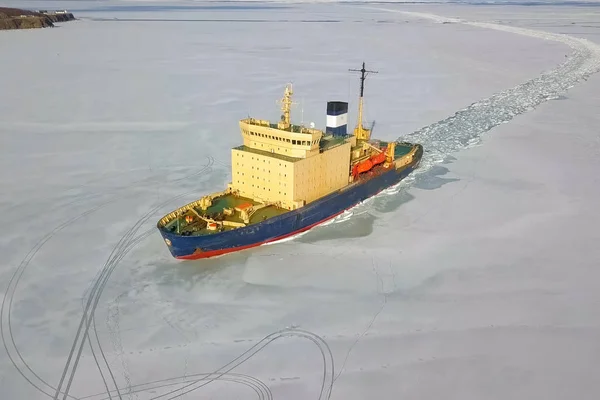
[{"x1": 228, "y1": 83, "x2": 354, "y2": 210}]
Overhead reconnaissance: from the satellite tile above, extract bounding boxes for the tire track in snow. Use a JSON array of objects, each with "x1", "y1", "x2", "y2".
[
  {"x1": 77, "y1": 328, "x2": 333, "y2": 400},
  {"x1": 145, "y1": 329, "x2": 332, "y2": 400},
  {"x1": 370, "y1": 7, "x2": 600, "y2": 185},
  {"x1": 1, "y1": 158, "x2": 215, "y2": 400},
  {"x1": 53, "y1": 157, "x2": 267, "y2": 400},
  {"x1": 81, "y1": 372, "x2": 272, "y2": 400}
]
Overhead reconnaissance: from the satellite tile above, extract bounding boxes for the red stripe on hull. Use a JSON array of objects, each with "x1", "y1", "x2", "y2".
[{"x1": 176, "y1": 209, "x2": 346, "y2": 260}]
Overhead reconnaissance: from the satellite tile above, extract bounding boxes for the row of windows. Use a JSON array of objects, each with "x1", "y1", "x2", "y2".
[
  {"x1": 235, "y1": 161, "x2": 287, "y2": 172},
  {"x1": 243, "y1": 129, "x2": 317, "y2": 146},
  {"x1": 234, "y1": 179, "x2": 287, "y2": 196},
  {"x1": 252, "y1": 175, "x2": 287, "y2": 184},
  {"x1": 251, "y1": 156, "x2": 271, "y2": 163},
  {"x1": 236, "y1": 169, "x2": 287, "y2": 178},
  {"x1": 256, "y1": 143, "x2": 289, "y2": 153},
  {"x1": 236, "y1": 172, "x2": 288, "y2": 186}
]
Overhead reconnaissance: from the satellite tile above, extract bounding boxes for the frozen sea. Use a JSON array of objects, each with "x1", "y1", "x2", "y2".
[{"x1": 1, "y1": 1, "x2": 600, "y2": 399}]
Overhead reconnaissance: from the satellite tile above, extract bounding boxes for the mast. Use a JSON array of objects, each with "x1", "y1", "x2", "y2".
[
  {"x1": 277, "y1": 83, "x2": 295, "y2": 130},
  {"x1": 349, "y1": 62, "x2": 378, "y2": 141}
]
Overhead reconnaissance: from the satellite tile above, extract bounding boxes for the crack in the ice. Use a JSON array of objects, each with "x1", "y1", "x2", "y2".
[{"x1": 333, "y1": 259, "x2": 389, "y2": 383}]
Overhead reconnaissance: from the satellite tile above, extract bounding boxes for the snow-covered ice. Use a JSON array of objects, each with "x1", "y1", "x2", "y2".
[{"x1": 2, "y1": 1, "x2": 600, "y2": 399}]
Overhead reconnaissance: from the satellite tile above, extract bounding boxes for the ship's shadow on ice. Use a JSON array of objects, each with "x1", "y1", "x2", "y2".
[
  {"x1": 412, "y1": 165, "x2": 460, "y2": 191},
  {"x1": 296, "y1": 212, "x2": 378, "y2": 243},
  {"x1": 147, "y1": 254, "x2": 251, "y2": 290},
  {"x1": 297, "y1": 161, "x2": 460, "y2": 243},
  {"x1": 370, "y1": 165, "x2": 458, "y2": 215}
]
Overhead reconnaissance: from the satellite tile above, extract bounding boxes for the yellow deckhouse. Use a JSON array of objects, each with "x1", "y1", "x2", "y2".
[{"x1": 229, "y1": 83, "x2": 354, "y2": 210}]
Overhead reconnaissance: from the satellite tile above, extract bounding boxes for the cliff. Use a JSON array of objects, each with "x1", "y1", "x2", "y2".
[{"x1": 0, "y1": 7, "x2": 75, "y2": 30}]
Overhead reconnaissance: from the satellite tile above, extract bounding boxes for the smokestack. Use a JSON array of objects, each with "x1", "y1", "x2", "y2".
[{"x1": 326, "y1": 101, "x2": 348, "y2": 137}]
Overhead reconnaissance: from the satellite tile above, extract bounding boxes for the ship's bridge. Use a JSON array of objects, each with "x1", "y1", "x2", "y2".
[{"x1": 239, "y1": 118, "x2": 323, "y2": 159}]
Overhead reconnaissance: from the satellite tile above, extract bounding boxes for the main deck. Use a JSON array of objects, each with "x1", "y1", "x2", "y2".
[{"x1": 160, "y1": 193, "x2": 290, "y2": 237}]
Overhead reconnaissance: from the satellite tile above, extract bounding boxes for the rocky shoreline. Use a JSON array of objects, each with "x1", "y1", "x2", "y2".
[{"x1": 0, "y1": 7, "x2": 75, "y2": 30}]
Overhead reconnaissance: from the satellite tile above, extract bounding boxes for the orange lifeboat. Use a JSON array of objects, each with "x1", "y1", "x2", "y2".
[
  {"x1": 352, "y1": 159, "x2": 371, "y2": 177},
  {"x1": 352, "y1": 145, "x2": 390, "y2": 177},
  {"x1": 369, "y1": 149, "x2": 386, "y2": 166}
]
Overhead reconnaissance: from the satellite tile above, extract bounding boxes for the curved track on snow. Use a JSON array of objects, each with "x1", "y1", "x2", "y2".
[
  {"x1": 81, "y1": 372, "x2": 273, "y2": 400},
  {"x1": 1, "y1": 157, "x2": 216, "y2": 400},
  {"x1": 78, "y1": 329, "x2": 333, "y2": 400},
  {"x1": 319, "y1": 7, "x2": 600, "y2": 225},
  {"x1": 374, "y1": 8, "x2": 600, "y2": 182}
]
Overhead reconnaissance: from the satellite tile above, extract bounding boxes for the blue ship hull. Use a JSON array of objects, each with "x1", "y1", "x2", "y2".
[{"x1": 158, "y1": 159, "x2": 420, "y2": 260}]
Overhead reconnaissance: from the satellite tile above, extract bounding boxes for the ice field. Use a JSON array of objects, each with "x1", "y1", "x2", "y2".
[{"x1": 2, "y1": 1, "x2": 600, "y2": 399}]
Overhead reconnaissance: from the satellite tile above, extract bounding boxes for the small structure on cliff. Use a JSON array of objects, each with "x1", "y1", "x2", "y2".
[{"x1": 0, "y1": 7, "x2": 75, "y2": 30}]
